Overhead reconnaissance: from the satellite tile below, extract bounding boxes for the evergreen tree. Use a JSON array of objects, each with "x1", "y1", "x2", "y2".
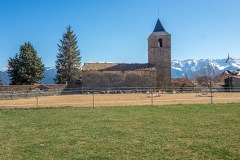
[
  {"x1": 55, "y1": 25, "x2": 81, "y2": 84},
  {"x1": 0, "y1": 78, "x2": 3, "y2": 85},
  {"x1": 7, "y1": 42, "x2": 45, "y2": 85},
  {"x1": 8, "y1": 54, "x2": 20, "y2": 85}
]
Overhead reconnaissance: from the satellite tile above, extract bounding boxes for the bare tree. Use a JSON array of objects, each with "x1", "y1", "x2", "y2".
[
  {"x1": 195, "y1": 64, "x2": 217, "y2": 103},
  {"x1": 196, "y1": 64, "x2": 216, "y2": 88}
]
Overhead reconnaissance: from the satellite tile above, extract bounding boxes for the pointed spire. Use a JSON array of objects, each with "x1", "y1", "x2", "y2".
[{"x1": 153, "y1": 19, "x2": 166, "y2": 32}]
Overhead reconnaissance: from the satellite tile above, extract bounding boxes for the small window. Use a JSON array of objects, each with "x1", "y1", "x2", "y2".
[{"x1": 158, "y1": 39, "x2": 163, "y2": 48}]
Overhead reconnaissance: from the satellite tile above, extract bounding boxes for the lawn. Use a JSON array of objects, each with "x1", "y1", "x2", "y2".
[{"x1": 0, "y1": 104, "x2": 239, "y2": 159}]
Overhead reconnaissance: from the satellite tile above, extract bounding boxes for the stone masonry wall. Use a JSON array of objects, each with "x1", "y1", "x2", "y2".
[
  {"x1": 82, "y1": 70, "x2": 157, "y2": 89},
  {"x1": 148, "y1": 34, "x2": 171, "y2": 88},
  {"x1": 0, "y1": 84, "x2": 81, "y2": 99},
  {"x1": 232, "y1": 77, "x2": 240, "y2": 88},
  {"x1": 0, "y1": 84, "x2": 67, "y2": 92}
]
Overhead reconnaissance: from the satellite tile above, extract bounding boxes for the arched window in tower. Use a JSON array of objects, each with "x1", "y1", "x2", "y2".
[{"x1": 158, "y1": 38, "x2": 163, "y2": 48}]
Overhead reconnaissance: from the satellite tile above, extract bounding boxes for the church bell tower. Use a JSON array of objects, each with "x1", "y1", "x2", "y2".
[{"x1": 148, "y1": 19, "x2": 171, "y2": 88}]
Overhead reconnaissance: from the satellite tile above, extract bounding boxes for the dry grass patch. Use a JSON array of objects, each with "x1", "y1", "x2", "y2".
[{"x1": 1, "y1": 92, "x2": 240, "y2": 109}]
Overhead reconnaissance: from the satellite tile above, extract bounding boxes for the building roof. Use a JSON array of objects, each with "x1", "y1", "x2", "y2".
[
  {"x1": 172, "y1": 78, "x2": 195, "y2": 87},
  {"x1": 224, "y1": 70, "x2": 240, "y2": 76},
  {"x1": 225, "y1": 76, "x2": 240, "y2": 79},
  {"x1": 215, "y1": 70, "x2": 240, "y2": 83},
  {"x1": 82, "y1": 63, "x2": 157, "y2": 71},
  {"x1": 150, "y1": 19, "x2": 170, "y2": 36},
  {"x1": 154, "y1": 19, "x2": 166, "y2": 32}
]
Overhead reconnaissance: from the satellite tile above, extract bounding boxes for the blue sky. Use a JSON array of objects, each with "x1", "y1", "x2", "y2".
[{"x1": 0, "y1": 0, "x2": 240, "y2": 69}]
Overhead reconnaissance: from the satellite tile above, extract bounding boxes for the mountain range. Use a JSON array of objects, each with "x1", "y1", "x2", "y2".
[
  {"x1": 0, "y1": 67, "x2": 56, "y2": 85},
  {"x1": 1, "y1": 58, "x2": 240, "y2": 85},
  {"x1": 172, "y1": 58, "x2": 240, "y2": 79}
]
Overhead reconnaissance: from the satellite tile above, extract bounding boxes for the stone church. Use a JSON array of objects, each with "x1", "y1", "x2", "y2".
[{"x1": 82, "y1": 19, "x2": 171, "y2": 89}]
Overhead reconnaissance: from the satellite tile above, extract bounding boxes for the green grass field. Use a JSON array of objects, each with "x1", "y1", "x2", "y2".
[{"x1": 0, "y1": 104, "x2": 239, "y2": 159}]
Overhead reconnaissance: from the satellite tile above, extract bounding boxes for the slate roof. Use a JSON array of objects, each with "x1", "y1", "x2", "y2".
[
  {"x1": 154, "y1": 19, "x2": 166, "y2": 32},
  {"x1": 150, "y1": 19, "x2": 170, "y2": 36},
  {"x1": 224, "y1": 70, "x2": 240, "y2": 76},
  {"x1": 82, "y1": 63, "x2": 157, "y2": 71},
  {"x1": 213, "y1": 70, "x2": 240, "y2": 86}
]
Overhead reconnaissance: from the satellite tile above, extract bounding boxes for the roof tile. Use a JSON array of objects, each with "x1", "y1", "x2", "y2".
[{"x1": 83, "y1": 63, "x2": 157, "y2": 71}]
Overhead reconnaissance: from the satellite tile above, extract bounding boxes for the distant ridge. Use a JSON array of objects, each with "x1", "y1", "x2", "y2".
[
  {"x1": 0, "y1": 67, "x2": 56, "y2": 85},
  {"x1": 171, "y1": 57, "x2": 240, "y2": 79}
]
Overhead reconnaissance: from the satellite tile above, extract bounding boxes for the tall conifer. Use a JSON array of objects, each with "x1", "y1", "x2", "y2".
[
  {"x1": 55, "y1": 25, "x2": 81, "y2": 84},
  {"x1": 7, "y1": 42, "x2": 45, "y2": 85}
]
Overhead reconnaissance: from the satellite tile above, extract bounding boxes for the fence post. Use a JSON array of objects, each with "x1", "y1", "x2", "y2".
[
  {"x1": 92, "y1": 93, "x2": 95, "y2": 108},
  {"x1": 36, "y1": 96, "x2": 39, "y2": 108},
  {"x1": 210, "y1": 86, "x2": 213, "y2": 104},
  {"x1": 151, "y1": 90, "x2": 153, "y2": 106}
]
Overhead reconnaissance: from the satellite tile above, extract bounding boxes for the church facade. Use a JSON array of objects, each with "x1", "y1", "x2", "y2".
[{"x1": 82, "y1": 19, "x2": 171, "y2": 89}]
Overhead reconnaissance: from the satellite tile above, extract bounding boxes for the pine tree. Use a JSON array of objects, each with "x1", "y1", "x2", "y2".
[
  {"x1": 0, "y1": 78, "x2": 3, "y2": 85},
  {"x1": 8, "y1": 54, "x2": 20, "y2": 85},
  {"x1": 7, "y1": 42, "x2": 45, "y2": 85},
  {"x1": 55, "y1": 25, "x2": 81, "y2": 84}
]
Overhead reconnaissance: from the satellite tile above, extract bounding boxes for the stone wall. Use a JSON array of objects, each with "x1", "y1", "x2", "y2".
[
  {"x1": 82, "y1": 70, "x2": 157, "y2": 89},
  {"x1": 0, "y1": 84, "x2": 67, "y2": 92},
  {"x1": 0, "y1": 84, "x2": 84, "y2": 99},
  {"x1": 231, "y1": 77, "x2": 240, "y2": 88}
]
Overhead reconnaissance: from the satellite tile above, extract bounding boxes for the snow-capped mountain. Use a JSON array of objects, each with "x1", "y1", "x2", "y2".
[
  {"x1": 0, "y1": 67, "x2": 56, "y2": 85},
  {"x1": 172, "y1": 58, "x2": 240, "y2": 79},
  {"x1": 40, "y1": 67, "x2": 56, "y2": 84},
  {"x1": 0, "y1": 71, "x2": 9, "y2": 84},
  {"x1": 0, "y1": 58, "x2": 240, "y2": 85}
]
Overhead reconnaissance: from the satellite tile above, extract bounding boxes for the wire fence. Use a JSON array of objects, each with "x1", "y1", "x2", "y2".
[{"x1": 0, "y1": 87, "x2": 240, "y2": 109}]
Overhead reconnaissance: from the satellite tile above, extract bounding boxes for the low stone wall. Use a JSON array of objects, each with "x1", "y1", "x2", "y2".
[
  {"x1": 0, "y1": 84, "x2": 67, "y2": 91},
  {"x1": 0, "y1": 85, "x2": 33, "y2": 92},
  {"x1": 0, "y1": 84, "x2": 83, "y2": 99}
]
